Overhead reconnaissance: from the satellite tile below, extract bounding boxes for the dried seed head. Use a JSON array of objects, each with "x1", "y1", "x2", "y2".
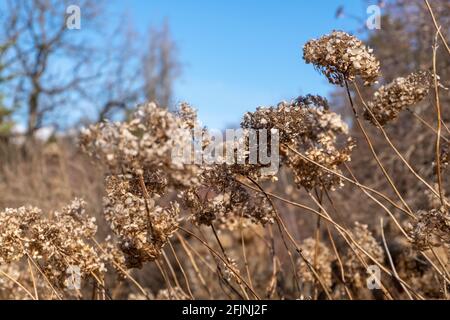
[
  {"x1": 303, "y1": 31, "x2": 380, "y2": 86},
  {"x1": 297, "y1": 238, "x2": 335, "y2": 291},
  {"x1": 104, "y1": 175, "x2": 180, "y2": 268},
  {"x1": 242, "y1": 95, "x2": 354, "y2": 190},
  {"x1": 392, "y1": 239, "x2": 443, "y2": 298},
  {"x1": 0, "y1": 206, "x2": 40, "y2": 264},
  {"x1": 80, "y1": 102, "x2": 202, "y2": 193},
  {"x1": 345, "y1": 222, "x2": 384, "y2": 288},
  {"x1": 407, "y1": 206, "x2": 450, "y2": 250},
  {"x1": 364, "y1": 71, "x2": 433, "y2": 126},
  {"x1": 184, "y1": 179, "x2": 275, "y2": 228},
  {"x1": 0, "y1": 200, "x2": 104, "y2": 289}
]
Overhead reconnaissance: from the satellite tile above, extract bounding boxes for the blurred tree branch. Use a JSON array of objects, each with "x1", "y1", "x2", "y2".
[{"x1": 0, "y1": 0, "x2": 181, "y2": 140}]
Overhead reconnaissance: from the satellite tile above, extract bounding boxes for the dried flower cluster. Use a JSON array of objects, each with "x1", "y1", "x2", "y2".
[
  {"x1": 0, "y1": 199, "x2": 104, "y2": 289},
  {"x1": 80, "y1": 103, "x2": 204, "y2": 268},
  {"x1": 104, "y1": 175, "x2": 180, "y2": 268},
  {"x1": 364, "y1": 71, "x2": 433, "y2": 126},
  {"x1": 408, "y1": 206, "x2": 450, "y2": 250},
  {"x1": 183, "y1": 179, "x2": 275, "y2": 228},
  {"x1": 392, "y1": 241, "x2": 443, "y2": 298},
  {"x1": 345, "y1": 223, "x2": 384, "y2": 289},
  {"x1": 80, "y1": 102, "x2": 202, "y2": 192},
  {"x1": 303, "y1": 31, "x2": 380, "y2": 86},
  {"x1": 242, "y1": 95, "x2": 354, "y2": 190},
  {"x1": 297, "y1": 238, "x2": 335, "y2": 291}
]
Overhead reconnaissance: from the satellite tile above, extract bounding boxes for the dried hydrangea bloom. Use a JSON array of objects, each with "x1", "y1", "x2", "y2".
[
  {"x1": 345, "y1": 222, "x2": 384, "y2": 289},
  {"x1": 80, "y1": 102, "x2": 202, "y2": 194},
  {"x1": 183, "y1": 174, "x2": 275, "y2": 228},
  {"x1": 104, "y1": 175, "x2": 180, "y2": 269},
  {"x1": 403, "y1": 264, "x2": 443, "y2": 298},
  {"x1": 407, "y1": 206, "x2": 450, "y2": 250},
  {"x1": 181, "y1": 127, "x2": 277, "y2": 227},
  {"x1": 0, "y1": 206, "x2": 40, "y2": 264},
  {"x1": 82, "y1": 103, "x2": 207, "y2": 268},
  {"x1": 28, "y1": 200, "x2": 105, "y2": 287},
  {"x1": 0, "y1": 200, "x2": 104, "y2": 289},
  {"x1": 364, "y1": 71, "x2": 432, "y2": 126},
  {"x1": 242, "y1": 95, "x2": 354, "y2": 190},
  {"x1": 303, "y1": 31, "x2": 380, "y2": 86},
  {"x1": 99, "y1": 236, "x2": 128, "y2": 280},
  {"x1": 297, "y1": 238, "x2": 335, "y2": 293}
]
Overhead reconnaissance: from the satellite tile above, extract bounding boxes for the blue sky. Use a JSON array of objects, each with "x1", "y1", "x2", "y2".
[{"x1": 111, "y1": 0, "x2": 369, "y2": 129}]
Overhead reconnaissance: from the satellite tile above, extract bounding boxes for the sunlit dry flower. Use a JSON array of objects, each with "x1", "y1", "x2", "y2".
[
  {"x1": 183, "y1": 176, "x2": 275, "y2": 228},
  {"x1": 345, "y1": 222, "x2": 384, "y2": 288},
  {"x1": 104, "y1": 175, "x2": 180, "y2": 268},
  {"x1": 242, "y1": 95, "x2": 354, "y2": 190},
  {"x1": 364, "y1": 71, "x2": 432, "y2": 126},
  {"x1": 0, "y1": 200, "x2": 104, "y2": 289},
  {"x1": 407, "y1": 206, "x2": 450, "y2": 250},
  {"x1": 0, "y1": 206, "x2": 40, "y2": 264},
  {"x1": 303, "y1": 31, "x2": 380, "y2": 86},
  {"x1": 80, "y1": 102, "x2": 202, "y2": 194},
  {"x1": 297, "y1": 238, "x2": 335, "y2": 292}
]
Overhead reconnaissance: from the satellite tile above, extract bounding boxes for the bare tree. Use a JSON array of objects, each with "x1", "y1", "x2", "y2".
[
  {"x1": 0, "y1": 0, "x2": 108, "y2": 137},
  {"x1": 0, "y1": 27, "x2": 17, "y2": 140},
  {"x1": 143, "y1": 21, "x2": 181, "y2": 109},
  {"x1": 0, "y1": 0, "x2": 182, "y2": 138}
]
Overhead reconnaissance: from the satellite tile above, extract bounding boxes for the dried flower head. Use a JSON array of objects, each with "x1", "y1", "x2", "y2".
[
  {"x1": 183, "y1": 172, "x2": 275, "y2": 228},
  {"x1": 0, "y1": 200, "x2": 104, "y2": 289},
  {"x1": 345, "y1": 222, "x2": 384, "y2": 288},
  {"x1": 297, "y1": 238, "x2": 335, "y2": 291},
  {"x1": 407, "y1": 206, "x2": 450, "y2": 250},
  {"x1": 303, "y1": 31, "x2": 380, "y2": 86},
  {"x1": 104, "y1": 175, "x2": 180, "y2": 268},
  {"x1": 364, "y1": 71, "x2": 432, "y2": 126},
  {"x1": 80, "y1": 102, "x2": 202, "y2": 194},
  {"x1": 242, "y1": 95, "x2": 354, "y2": 190},
  {"x1": 100, "y1": 236, "x2": 128, "y2": 280}
]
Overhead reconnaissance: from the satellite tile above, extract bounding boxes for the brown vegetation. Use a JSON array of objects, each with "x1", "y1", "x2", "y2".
[{"x1": 0, "y1": 0, "x2": 449, "y2": 300}]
